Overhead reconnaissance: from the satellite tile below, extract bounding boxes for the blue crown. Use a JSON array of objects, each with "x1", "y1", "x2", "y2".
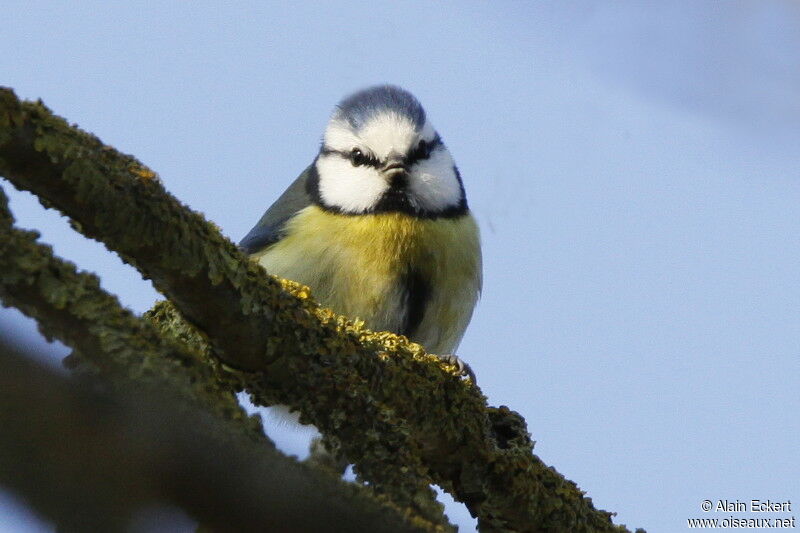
[{"x1": 334, "y1": 85, "x2": 426, "y2": 132}]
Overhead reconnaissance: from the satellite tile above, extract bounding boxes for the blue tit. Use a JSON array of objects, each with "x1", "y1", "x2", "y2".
[{"x1": 240, "y1": 85, "x2": 481, "y2": 378}]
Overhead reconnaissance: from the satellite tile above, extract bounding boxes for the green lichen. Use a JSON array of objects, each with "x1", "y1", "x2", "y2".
[
  {"x1": 0, "y1": 187, "x2": 262, "y2": 441},
  {"x1": 0, "y1": 86, "x2": 641, "y2": 532},
  {"x1": 0, "y1": 186, "x2": 448, "y2": 533}
]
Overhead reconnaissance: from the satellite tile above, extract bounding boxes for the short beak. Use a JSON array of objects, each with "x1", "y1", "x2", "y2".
[{"x1": 382, "y1": 153, "x2": 408, "y2": 187}]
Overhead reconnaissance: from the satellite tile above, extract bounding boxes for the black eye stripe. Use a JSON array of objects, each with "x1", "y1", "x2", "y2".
[
  {"x1": 407, "y1": 134, "x2": 442, "y2": 165},
  {"x1": 320, "y1": 134, "x2": 442, "y2": 168},
  {"x1": 321, "y1": 147, "x2": 381, "y2": 168}
]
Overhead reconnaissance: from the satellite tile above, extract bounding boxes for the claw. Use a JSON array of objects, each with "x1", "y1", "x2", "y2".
[{"x1": 437, "y1": 353, "x2": 476, "y2": 383}]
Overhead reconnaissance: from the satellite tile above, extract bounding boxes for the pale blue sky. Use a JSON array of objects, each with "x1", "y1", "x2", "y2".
[{"x1": 2, "y1": 2, "x2": 798, "y2": 531}]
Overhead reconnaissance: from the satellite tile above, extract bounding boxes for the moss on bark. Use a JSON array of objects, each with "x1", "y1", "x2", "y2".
[{"x1": 0, "y1": 87, "x2": 641, "y2": 532}]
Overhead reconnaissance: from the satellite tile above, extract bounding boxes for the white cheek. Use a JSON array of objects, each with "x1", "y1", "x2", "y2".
[
  {"x1": 409, "y1": 150, "x2": 463, "y2": 211},
  {"x1": 316, "y1": 156, "x2": 387, "y2": 213}
]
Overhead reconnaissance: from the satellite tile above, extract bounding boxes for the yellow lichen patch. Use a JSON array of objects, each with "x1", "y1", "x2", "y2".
[
  {"x1": 277, "y1": 276, "x2": 313, "y2": 300},
  {"x1": 128, "y1": 163, "x2": 159, "y2": 181}
]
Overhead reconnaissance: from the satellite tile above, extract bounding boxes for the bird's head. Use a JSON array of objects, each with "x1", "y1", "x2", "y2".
[{"x1": 312, "y1": 85, "x2": 467, "y2": 217}]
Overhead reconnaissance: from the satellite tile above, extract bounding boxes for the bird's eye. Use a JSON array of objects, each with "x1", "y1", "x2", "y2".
[
  {"x1": 418, "y1": 140, "x2": 428, "y2": 155},
  {"x1": 350, "y1": 148, "x2": 367, "y2": 167}
]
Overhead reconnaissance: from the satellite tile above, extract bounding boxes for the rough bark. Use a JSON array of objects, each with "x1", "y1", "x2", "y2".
[
  {"x1": 0, "y1": 187, "x2": 450, "y2": 532},
  {"x1": 0, "y1": 337, "x2": 440, "y2": 533},
  {"x1": 0, "y1": 87, "x2": 641, "y2": 532}
]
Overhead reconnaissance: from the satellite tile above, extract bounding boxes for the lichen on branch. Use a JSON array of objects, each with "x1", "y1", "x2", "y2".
[
  {"x1": 0, "y1": 186, "x2": 450, "y2": 532},
  {"x1": 0, "y1": 87, "x2": 640, "y2": 532},
  {"x1": 0, "y1": 337, "x2": 438, "y2": 533}
]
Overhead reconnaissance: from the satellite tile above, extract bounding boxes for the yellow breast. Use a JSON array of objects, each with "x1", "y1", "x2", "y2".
[{"x1": 253, "y1": 205, "x2": 481, "y2": 354}]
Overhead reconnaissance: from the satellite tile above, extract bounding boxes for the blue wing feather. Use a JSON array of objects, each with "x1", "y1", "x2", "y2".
[{"x1": 239, "y1": 165, "x2": 315, "y2": 254}]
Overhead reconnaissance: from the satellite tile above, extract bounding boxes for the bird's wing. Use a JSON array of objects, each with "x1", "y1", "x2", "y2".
[{"x1": 239, "y1": 164, "x2": 315, "y2": 255}]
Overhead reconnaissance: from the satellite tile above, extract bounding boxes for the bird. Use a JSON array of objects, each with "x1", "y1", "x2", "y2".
[{"x1": 240, "y1": 85, "x2": 481, "y2": 379}]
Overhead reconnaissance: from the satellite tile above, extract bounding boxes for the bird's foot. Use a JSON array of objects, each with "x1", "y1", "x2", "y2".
[{"x1": 436, "y1": 353, "x2": 476, "y2": 383}]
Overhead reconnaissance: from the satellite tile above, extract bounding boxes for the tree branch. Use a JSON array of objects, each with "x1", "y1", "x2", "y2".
[
  {"x1": 0, "y1": 187, "x2": 449, "y2": 533},
  {"x1": 0, "y1": 185, "x2": 263, "y2": 437},
  {"x1": 0, "y1": 336, "x2": 437, "y2": 533},
  {"x1": 0, "y1": 87, "x2": 639, "y2": 532}
]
